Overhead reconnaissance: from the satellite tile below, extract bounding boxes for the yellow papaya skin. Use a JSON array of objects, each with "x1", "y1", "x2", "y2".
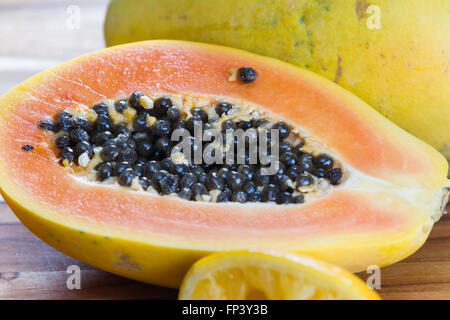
[{"x1": 105, "y1": 0, "x2": 450, "y2": 159}]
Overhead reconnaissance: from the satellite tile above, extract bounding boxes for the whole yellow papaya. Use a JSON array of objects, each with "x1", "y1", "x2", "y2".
[{"x1": 104, "y1": 0, "x2": 450, "y2": 158}]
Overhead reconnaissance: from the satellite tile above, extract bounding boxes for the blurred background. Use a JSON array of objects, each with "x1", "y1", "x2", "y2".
[{"x1": 0, "y1": 0, "x2": 108, "y2": 95}]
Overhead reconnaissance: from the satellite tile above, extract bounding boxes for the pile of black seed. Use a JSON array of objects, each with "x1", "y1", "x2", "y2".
[{"x1": 37, "y1": 92, "x2": 342, "y2": 204}]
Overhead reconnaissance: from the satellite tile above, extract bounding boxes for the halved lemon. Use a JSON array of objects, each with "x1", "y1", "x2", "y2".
[{"x1": 179, "y1": 250, "x2": 380, "y2": 300}]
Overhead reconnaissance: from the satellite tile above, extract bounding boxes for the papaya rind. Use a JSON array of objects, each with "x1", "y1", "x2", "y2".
[{"x1": 0, "y1": 187, "x2": 433, "y2": 288}]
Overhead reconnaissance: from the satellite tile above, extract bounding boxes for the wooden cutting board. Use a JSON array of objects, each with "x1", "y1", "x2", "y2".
[{"x1": 1, "y1": 201, "x2": 450, "y2": 300}]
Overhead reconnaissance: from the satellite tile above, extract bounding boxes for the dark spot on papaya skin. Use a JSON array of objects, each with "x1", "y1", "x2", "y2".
[
  {"x1": 120, "y1": 254, "x2": 128, "y2": 261},
  {"x1": 22, "y1": 144, "x2": 34, "y2": 151},
  {"x1": 380, "y1": 54, "x2": 387, "y2": 67},
  {"x1": 115, "y1": 253, "x2": 141, "y2": 271},
  {"x1": 355, "y1": 0, "x2": 369, "y2": 20},
  {"x1": 0, "y1": 272, "x2": 20, "y2": 282},
  {"x1": 307, "y1": 41, "x2": 315, "y2": 55},
  {"x1": 334, "y1": 55, "x2": 342, "y2": 83}
]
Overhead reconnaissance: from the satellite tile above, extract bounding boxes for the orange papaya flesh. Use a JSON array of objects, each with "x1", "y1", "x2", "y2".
[{"x1": 0, "y1": 41, "x2": 448, "y2": 288}]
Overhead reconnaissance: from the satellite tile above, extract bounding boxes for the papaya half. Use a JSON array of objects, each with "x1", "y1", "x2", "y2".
[
  {"x1": 0, "y1": 41, "x2": 448, "y2": 288},
  {"x1": 104, "y1": 0, "x2": 450, "y2": 159}
]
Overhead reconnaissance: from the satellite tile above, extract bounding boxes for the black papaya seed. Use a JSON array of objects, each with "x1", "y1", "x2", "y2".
[
  {"x1": 97, "y1": 162, "x2": 113, "y2": 181},
  {"x1": 119, "y1": 168, "x2": 135, "y2": 187},
  {"x1": 39, "y1": 91, "x2": 344, "y2": 206},
  {"x1": 237, "y1": 66, "x2": 258, "y2": 83},
  {"x1": 22, "y1": 144, "x2": 34, "y2": 151}
]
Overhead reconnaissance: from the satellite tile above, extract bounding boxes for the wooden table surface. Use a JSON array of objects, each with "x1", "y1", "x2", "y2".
[{"x1": 1, "y1": 0, "x2": 449, "y2": 300}]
